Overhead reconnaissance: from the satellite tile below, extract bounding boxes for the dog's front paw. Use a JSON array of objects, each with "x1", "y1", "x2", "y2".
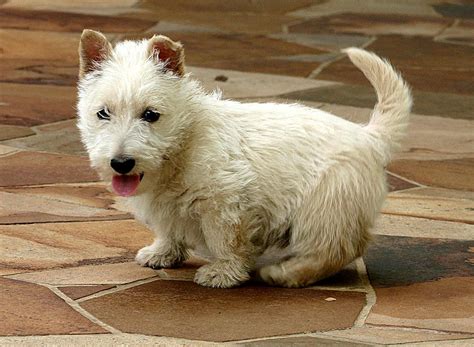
[
  {"x1": 194, "y1": 260, "x2": 250, "y2": 288},
  {"x1": 135, "y1": 244, "x2": 186, "y2": 269}
]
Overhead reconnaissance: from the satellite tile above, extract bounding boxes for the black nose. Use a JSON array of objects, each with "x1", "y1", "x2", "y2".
[{"x1": 110, "y1": 156, "x2": 135, "y2": 174}]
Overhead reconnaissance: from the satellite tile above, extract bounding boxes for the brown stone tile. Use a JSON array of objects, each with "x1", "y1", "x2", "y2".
[
  {"x1": 241, "y1": 336, "x2": 369, "y2": 346},
  {"x1": 364, "y1": 235, "x2": 473, "y2": 287},
  {"x1": 374, "y1": 214, "x2": 473, "y2": 241},
  {"x1": 317, "y1": 35, "x2": 474, "y2": 95},
  {"x1": 8, "y1": 262, "x2": 157, "y2": 285},
  {"x1": 310, "y1": 261, "x2": 365, "y2": 291},
  {"x1": 383, "y1": 190, "x2": 474, "y2": 224},
  {"x1": 433, "y1": 3, "x2": 474, "y2": 19},
  {"x1": 367, "y1": 277, "x2": 474, "y2": 333},
  {"x1": 0, "y1": 8, "x2": 156, "y2": 33},
  {"x1": 0, "y1": 125, "x2": 34, "y2": 141},
  {"x1": 388, "y1": 158, "x2": 474, "y2": 191},
  {"x1": 125, "y1": 32, "x2": 325, "y2": 77},
  {"x1": 3, "y1": 0, "x2": 139, "y2": 15},
  {"x1": 0, "y1": 277, "x2": 106, "y2": 336},
  {"x1": 58, "y1": 285, "x2": 116, "y2": 300},
  {"x1": 0, "y1": 83, "x2": 76, "y2": 126},
  {"x1": 288, "y1": 13, "x2": 452, "y2": 37},
  {"x1": 0, "y1": 184, "x2": 131, "y2": 224},
  {"x1": 387, "y1": 173, "x2": 418, "y2": 192},
  {"x1": 81, "y1": 280, "x2": 365, "y2": 341},
  {"x1": 0, "y1": 220, "x2": 153, "y2": 271},
  {"x1": 158, "y1": 257, "x2": 209, "y2": 281},
  {"x1": 3, "y1": 120, "x2": 85, "y2": 155},
  {"x1": 322, "y1": 326, "x2": 472, "y2": 345},
  {"x1": 270, "y1": 32, "x2": 371, "y2": 52},
  {"x1": 0, "y1": 151, "x2": 98, "y2": 187},
  {"x1": 281, "y1": 85, "x2": 474, "y2": 120}
]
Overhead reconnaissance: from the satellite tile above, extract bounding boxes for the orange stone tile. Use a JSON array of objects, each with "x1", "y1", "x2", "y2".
[
  {"x1": 0, "y1": 278, "x2": 106, "y2": 336},
  {"x1": 58, "y1": 285, "x2": 116, "y2": 300},
  {"x1": 80, "y1": 280, "x2": 365, "y2": 341}
]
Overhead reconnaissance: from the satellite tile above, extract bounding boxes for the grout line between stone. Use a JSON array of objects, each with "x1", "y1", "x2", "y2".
[
  {"x1": 76, "y1": 276, "x2": 162, "y2": 303},
  {"x1": 307, "y1": 36, "x2": 377, "y2": 79},
  {"x1": 45, "y1": 284, "x2": 122, "y2": 334},
  {"x1": 433, "y1": 19, "x2": 459, "y2": 41},
  {"x1": 386, "y1": 170, "x2": 426, "y2": 188},
  {"x1": 353, "y1": 257, "x2": 376, "y2": 328}
]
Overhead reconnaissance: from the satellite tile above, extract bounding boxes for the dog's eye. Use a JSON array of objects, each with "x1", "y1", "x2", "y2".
[
  {"x1": 97, "y1": 108, "x2": 110, "y2": 120},
  {"x1": 141, "y1": 109, "x2": 161, "y2": 123}
]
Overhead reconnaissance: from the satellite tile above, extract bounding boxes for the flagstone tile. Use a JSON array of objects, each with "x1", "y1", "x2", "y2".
[
  {"x1": 0, "y1": 83, "x2": 77, "y2": 126},
  {"x1": 58, "y1": 284, "x2": 116, "y2": 300},
  {"x1": 2, "y1": 120, "x2": 85, "y2": 155},
  {"x1": 0, "y1": 151, "x2": 98, "y2": 187},
  {"x1": 288, "y1": 13, "x2": 452, "y2": 37},
  {"x1": 0, "y1": 277, "x2": 106, "y2": 336},
  {"x1": 0, "y1": 334, "x2": 214, "y2": 346},
  {"x1": 270, "y1": 33, "x2": 371, "y2": 52},
  {"x1": 321, "y1": 326, "x2": 473, "y2": 345},
  {"x1": 157, "y1": 257, "x2": 209, "y2": 281},
  {"x1": 0, "y1": 7, "x2": 156, "y2": 33},
  {"x1": 126, "y1": 32, "x2": 325, "y2": 77},
  {"x1": 3, "y1": 0, "x2": 140, "y2": 16},
  {"x1": 383, "y1": 189, "x2": 474, "y2": 223},
  {"x1": 0, "y1": 184, "x2": 130, "y2": 224},
  {"x1": 317, "y1": 35, "x2": 474, "y2": 95},
  {"x1": 289, "y1": 0, "x2": 443, "y2": 18},
  {"x1": 437, "y1": 20, "x2": 474, "y2": 45},
  {"x1": 432, "y1": 2, "x2": 474, "y2": 19},
  {"x1": 0, "y1": 220, "x2": 153, "y2": 271},
  {"x1": 387, "y1": 173, "x2": 418, "y2": 192},
  {"x1": 189, "y1": 66, "x2": 339, "y2": 99},
  {"x1": 0, "y1": 125, "x2": 34, "y2": 141},
  {"x1": 8, "y1": 262, "x2": 157, "y2": 285},
  {"x1": 367, "y1": 277, "x2": 474, "y2": 333},
  {"x1": 374, "y1": 214, "x2": 474, "y2": 240},
  {"x1": 241, "y1": 336, "x2": 369, "y2": 346},
  {"x1": 0, "y1": 145, "x2": 19, "y2": 156},
  {"x1": 80, "y1": 280, "x2": 365, "y2": 341},
  {"x1": 388, "y1": 158, "x2": 474, "y2": 192}
]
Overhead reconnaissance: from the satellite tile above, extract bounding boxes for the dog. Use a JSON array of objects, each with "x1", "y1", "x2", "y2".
[{"x1": 77, "y1": 30, "x2": 411, "y2": 288}]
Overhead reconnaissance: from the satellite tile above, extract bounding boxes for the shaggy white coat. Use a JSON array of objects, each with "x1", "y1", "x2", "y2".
[{"x1": 77, "y1": 31, "x2": 412, "y2": 288}]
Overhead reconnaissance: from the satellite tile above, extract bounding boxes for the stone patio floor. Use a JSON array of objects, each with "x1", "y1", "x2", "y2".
[{"x1": 1, "y1": 0, "x2": 473, "y2": 346}]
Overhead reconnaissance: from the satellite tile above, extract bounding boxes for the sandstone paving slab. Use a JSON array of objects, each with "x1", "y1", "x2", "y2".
[
  {"x1": 317, "y1": 35, "x2": 474, "y2": 95},
  {"x1": 289, "y1": 0, "x2": 443, "y2": 18},
  {"x1": 432, "y1": 2, "x2": 474, "y2": 19},
  {"x1": 58, "y1": 284, "x2": 116, "y2": 300},
  {"x1": 7, "y1": 262, "x2": 157, "y2": 285},
  {"x1": 189, "y1": 67, "x2": 339, "y2": 99},
  {"x1": 0, "y1": 83, "x2": 77, "y2": 126},
  {"x1": 382, "y1": 189, "x2": 474, "y2": 224},
  {"x1": 0, "y1": 7, "x2": 156, "y2": 33},
  {"x1": 0, "y1": 151, "x2": 98, "y2": 187},
  {"x1": 0, "y1": 333, "x2": 215, "y2": 346},
  {"x1": 0, "y1": 145, "x2": 20, "y2": 156},
  {"x1": 288, "y1": 13, "x2": 452, "y2": 37},
  {"x1": 364, "y1": 235, "x2": 474, "y2": 333},
  {"x1": 282, "y1": 84, "x2": 474, "y2": 121},
  {"x1": 80, "y1": 280, "x2": 365, "y2": 341},
  {"x1": 0, "y1": 220, "x2": 152, "y2": 271},
  {"x1": 0, "y1": 184, "x2": 131, "y2": 224},
  {"x1": 321, "y1": 326, "x2": 473, "y2": 345},
  {"x1": 0, "y1": 277, "x2": 107, "y2": 336},
  {"x1": 270, "y1": 32, "x2": 371, "y2": 52},
  {"x1": 374, "y1": 213, "x2": 474, "y2": 241},
  {"x1": 2, "y1": 119, "x2": 85, "y2": 156},
  {"x1": 126, "y1": 32, "x2": 325, "y2": 77},
  {"x1": 388, "y1": 158, "x2": 474, "y2": 192},
  {"x1": 0, "y1": 125, "x2": 34, "y2": 141}
]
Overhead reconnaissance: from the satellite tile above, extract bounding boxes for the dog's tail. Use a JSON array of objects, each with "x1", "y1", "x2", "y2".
[{"x1": 343, "y1": 47, "x2": 412, "y2": 164}]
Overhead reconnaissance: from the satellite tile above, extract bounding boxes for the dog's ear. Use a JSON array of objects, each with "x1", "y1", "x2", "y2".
[
  {"x1": 79, "y1": 29, "x2": 112, "y2": 78},
  {"x1": 148, "y1": 35, "x2": 185, "y2": 77}
]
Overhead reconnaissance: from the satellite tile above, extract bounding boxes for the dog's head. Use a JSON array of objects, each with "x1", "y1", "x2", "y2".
[{"x1": 77, "y1": 30, "x2": 192, "y2": 197}]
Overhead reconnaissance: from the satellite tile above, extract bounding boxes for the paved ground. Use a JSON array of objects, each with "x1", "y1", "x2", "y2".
[{"x1": 1, "y1": 0, "x2": 473, "y2": 346}]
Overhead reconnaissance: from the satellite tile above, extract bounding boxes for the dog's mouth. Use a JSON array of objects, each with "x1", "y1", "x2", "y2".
[{"x1": 111, "y1": 172, "x2": 144, "y2": 197}]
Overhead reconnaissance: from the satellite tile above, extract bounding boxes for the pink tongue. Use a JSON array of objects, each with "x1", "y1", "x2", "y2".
[{"x1": 112, "y1": 174, "x2": 140, "y2": 197}]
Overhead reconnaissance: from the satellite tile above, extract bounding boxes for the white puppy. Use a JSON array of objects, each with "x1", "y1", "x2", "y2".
[{"x1": 77, "y1": 30, "x2": 411, "y2": 288}]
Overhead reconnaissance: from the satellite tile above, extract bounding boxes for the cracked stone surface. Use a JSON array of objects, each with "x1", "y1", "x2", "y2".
[{"x1": 1, "y1": 0, "x2": 473, "y2": 345}]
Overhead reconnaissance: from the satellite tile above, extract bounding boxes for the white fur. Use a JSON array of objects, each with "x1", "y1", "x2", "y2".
[{"x1": 77, "y1": 36, "x2": 412, "y2": 288}]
